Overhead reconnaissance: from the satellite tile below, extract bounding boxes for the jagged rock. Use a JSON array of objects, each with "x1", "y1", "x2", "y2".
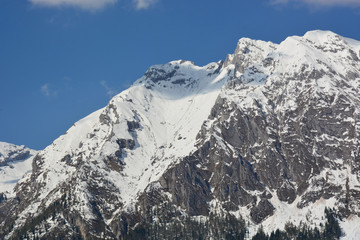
[
  {"x1": 116, "y1": 139, "x2": 135, "y2": 150},
  {"x1": 127, "y1": 121, "x2": 140, "y2": 131},
  {"x1": 144, "y1": 67, "x2": 176, "y2": 83},
  {"x1": 0, "y1": 193, "x2": 6, "y2": 204},
  {"x1": 277, "y1": 183, "x2": 297, "y2": 204},
  {"x1": 250, "y1": 200, "x2": 275, "y2": 224}
]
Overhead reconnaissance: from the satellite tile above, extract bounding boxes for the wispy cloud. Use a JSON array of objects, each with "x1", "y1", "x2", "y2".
[
  {"x1": 100, "y1": 80, "x2": 117, "y2": 98},
  {"x1": 41, "y1": 83, "x2": 57, "y2": 97},
  {"x1": 41, "y1": 84, "x2": 50, "y2": 96},
  {"x1": 270, "y1": 0, "x2": 360, "y2": 7},
  {"x1": 29, "y1": 0, "x2": 118, "y2": 11},
  {"x1": 133, "y1": 0, "x2": 158, "y2": 10},
  {"x1": 29, "y1": 0, "x2": 159, "y2": 11}
]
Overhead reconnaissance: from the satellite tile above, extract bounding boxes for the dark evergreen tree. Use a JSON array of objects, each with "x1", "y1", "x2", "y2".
[
  {"x1": 252, "y1": 225, "x2": 268, "y2": 240},
  {"x1": 323, "y1": 208, "x2": 341, "y2": 240}
]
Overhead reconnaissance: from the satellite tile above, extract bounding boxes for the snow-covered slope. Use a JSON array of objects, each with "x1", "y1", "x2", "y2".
[
  {"x1": 0, "y1": 142, "x2": 37, "y2": 196},
  {"x1": 1, "y1": 30, "x2": 360, "y2": 239},
  {"x1": 1, "y1": 59, "x2": 233, "y2": 239},
  {"x1": 40, "y1": 60, "x2": 226, "y2": 204}
]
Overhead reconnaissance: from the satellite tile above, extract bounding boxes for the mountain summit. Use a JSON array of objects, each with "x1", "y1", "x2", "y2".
[{"x1": 1, "y1": 30, "x2": 360, "y2": 239}]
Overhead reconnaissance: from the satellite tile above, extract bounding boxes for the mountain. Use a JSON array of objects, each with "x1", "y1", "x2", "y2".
[
  {"x1": 1, "y1": 30, "x2": 360, "y2": 239},
  {"x1": 0, "y1": 142, "x2": 37, "y2": 197}
]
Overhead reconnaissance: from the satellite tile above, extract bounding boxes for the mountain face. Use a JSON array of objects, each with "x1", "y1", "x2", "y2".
[
  {"x1": 1, "y1": 30, "x2": 360, "y2": 239},
  {"x1": 0, "y1": 142, "x2": 37, "y2": 197}
]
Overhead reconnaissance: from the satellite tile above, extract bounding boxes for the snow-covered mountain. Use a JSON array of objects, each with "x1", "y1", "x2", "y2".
[
  {"x1": 1, "y1": 30, "x2": 360, "y2": 239},
  {"x1": 0, "y1": 142, "x2": 37, "y2": 196}
]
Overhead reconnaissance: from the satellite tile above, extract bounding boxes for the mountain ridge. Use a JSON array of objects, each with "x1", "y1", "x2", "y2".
[{"x1": 1, "y1": 30, "x2": 360, "y2": 239}]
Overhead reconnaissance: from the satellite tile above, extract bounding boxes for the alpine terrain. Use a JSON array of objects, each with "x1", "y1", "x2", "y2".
[
  {"x1": 1, "y1": 30, "x2": 360, "y2": 239},
  {"x1": 0, "y1": 142, "x2": 37, "y2": 198}
]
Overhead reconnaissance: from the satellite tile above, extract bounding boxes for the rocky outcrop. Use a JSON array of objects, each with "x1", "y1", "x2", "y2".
[{"x1": 0, "y1": 142, "x2": 34, "y2": 167}]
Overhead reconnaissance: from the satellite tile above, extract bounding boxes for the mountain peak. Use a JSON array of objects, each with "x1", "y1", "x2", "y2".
[
  {"x1": 0, "y1": 142, "x2": 37, "y2": 196},
  {"x1": 283, "y1": 30, "x2": 360, "y2": 54},
  {"x1": 0, "y1": 142, "x2": 35, "y2": 165},
  {"x1": 303, "y1": 29, "x2": 341, "y2": 42},
  {"x1": 133, "y1": 58, "x2": 224, "y2": 96}
]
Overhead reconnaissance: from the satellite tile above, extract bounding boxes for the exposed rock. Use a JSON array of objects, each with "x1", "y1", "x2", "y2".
[
  {"x1": 0, "y1": 193, "x2": 6, "y2": 204},
  {"x1": 127, "y1": 121, "x2": 140, "y2": 131},
  {"x1": 116, "y1": 139, "x2": 135, "y2": 150},
  {"x1": 250, "y1": 200, "x2": 275, "y2": 224}
]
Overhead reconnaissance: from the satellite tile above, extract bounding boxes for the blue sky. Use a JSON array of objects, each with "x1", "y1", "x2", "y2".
[{"x1": 1, "y1": 0, "x2": 360, "y2": 150}]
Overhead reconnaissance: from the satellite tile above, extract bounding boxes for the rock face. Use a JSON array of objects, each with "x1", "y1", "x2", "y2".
[{"x1": 1, "y1": 30, "x2": 360, "y2": 239}]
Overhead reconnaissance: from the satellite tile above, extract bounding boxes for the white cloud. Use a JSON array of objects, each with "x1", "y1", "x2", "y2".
[
  {"x1": 41, "y1": 83, "x2": 50, "y2": 96},
  {"x1": 41, "y1": 83, "x2": 57, "y2": 97},
  {"x1": 133, "y1": 0, "x2": 158, "y2": 10},
  {"x1": 270, "y1": 0, "x2": 289, "y2": 4},
  {"x1": 100, "y1": 80, "x2": 117, "y2": 98},
  {"x1": 29, "y1": 0, "x2": 118, "y2": 11},
  {"x1": 270, "y1": 0, "x2": 360, "y2": 7},
  {"x1": 29, "y1": 0, "x2": 159, "y2": 11}
]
